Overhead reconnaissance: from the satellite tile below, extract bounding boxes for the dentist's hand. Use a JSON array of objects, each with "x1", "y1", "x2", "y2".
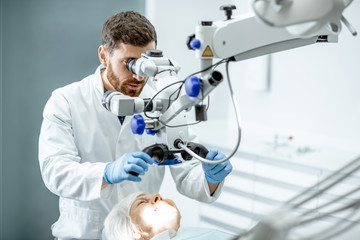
[
  {"x1": 104, "y1": 152, "x2": 153, "y2": 184},
  {"x1": 202, "y1": 150, "x2": 232, "y2": 184}
]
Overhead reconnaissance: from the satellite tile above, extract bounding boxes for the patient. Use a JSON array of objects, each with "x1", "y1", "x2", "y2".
[{"x1": 103, "y1": 192, "x2": 234, "y2": 240}]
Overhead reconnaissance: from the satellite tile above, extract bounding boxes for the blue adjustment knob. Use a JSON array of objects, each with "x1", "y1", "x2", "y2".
[
  {"x1": 185, "y1": 75, "x2": 201, "y2": 98},
  {"x1": 131, "y1": 115, "x2": 145, "y2": 135},
  {"x1": 146, "y1": 129, "x2": 157, "y2": 136},
  {"x1": 190, "y1": 39, "x2": 201, "y2": 50}
]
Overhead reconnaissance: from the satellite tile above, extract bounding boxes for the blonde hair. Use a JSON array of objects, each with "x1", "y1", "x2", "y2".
[{"x1": 104, "y1": 191, "x2": 144, "y2": 240}]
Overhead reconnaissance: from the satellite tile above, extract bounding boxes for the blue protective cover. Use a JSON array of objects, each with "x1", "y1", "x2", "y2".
[
  {"x1": 185, "y1": 76, "x2": 201, "y2": 98},
  {"x1": 153, "y1": 154, "x2": 182, "y2": 165},
  {"x1": 131, "y1": 115, "x2": 145, "y2": 135},
  {"x1": 190, "y1": 39, "x2": 201, "y2": 50}
]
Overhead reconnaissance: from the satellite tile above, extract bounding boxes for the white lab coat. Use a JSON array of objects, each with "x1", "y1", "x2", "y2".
[{"x1": 38, "y1": 66, "x2": 223, "y2": 240}]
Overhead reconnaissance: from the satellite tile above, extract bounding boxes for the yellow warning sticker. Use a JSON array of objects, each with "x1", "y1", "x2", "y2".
[{"x1": 202, "y1": 45, "x2": 214, "y2": 57}]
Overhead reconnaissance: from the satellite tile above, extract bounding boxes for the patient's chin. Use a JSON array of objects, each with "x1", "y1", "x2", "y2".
[
  {"x1": 153, "y1": 216, "x2": 180, "y2": 232},
  {"x1": 151, "y1": 213, "x2": 180, "y2": 236}
]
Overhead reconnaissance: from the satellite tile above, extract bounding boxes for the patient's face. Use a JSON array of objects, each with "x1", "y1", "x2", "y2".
[{"x1": 129, "y1": 193, "x2": 181, "y2": 239}]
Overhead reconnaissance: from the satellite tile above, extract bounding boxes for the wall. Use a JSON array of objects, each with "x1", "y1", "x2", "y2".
[
  {"x1": 1, "y1": 0, "x2": 145, "y2": 239},
  {"x1": 148, "y1": 0, "x2": 360, "y2": 233},
  {"x1": 231, "y1": 1, "x2": 360, "y2": 152}
]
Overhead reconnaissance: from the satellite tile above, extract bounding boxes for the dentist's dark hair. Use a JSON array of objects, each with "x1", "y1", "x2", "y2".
[{"x1": 101, "y1": 11, "x2": 157, "y2": 54}]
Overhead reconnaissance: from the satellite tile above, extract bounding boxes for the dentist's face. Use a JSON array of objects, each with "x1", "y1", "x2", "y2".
[
  {"x1": 129, "y1": 193, "x2": 181, "y2": 239},
  {"x1": 99, "y1": 41, "x2": 156, "y2": 97}
]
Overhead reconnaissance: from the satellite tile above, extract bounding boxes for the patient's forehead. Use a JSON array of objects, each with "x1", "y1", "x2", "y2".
[
  {"x1": 131, "y1": 194, "x2": 147, "y2": 209},
  {"x1": 134, "y1": 194, "x2": 147, "y2": 202},
  {"x1": 136, "y1": 194, "x2": 146, "y2": 199}
]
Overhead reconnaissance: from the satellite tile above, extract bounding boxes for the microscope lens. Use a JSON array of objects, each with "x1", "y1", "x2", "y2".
[{"x1": 126, "y1": 58, "x2": 137, "y2": 74}]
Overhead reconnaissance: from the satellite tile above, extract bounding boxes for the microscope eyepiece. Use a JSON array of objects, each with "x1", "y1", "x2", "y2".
[
  {"x1": 124, "y1": 50, "x2": 171, "y2": 77},
  {"x1": 125, "y1": 58, "x2": 137, "y2": 74}
]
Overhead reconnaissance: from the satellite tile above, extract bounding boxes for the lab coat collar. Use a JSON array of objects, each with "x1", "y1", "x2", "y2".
[
  {"x1": 150, "y1": 229, "x2": 177, "y2": 240},
  {"x1": 93, "y1": 65, "x2": 106, "y2": 99}
]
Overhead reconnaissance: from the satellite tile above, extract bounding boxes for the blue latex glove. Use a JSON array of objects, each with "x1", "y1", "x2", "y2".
[
  {"x1": 104, "y1": 152, "x2": 153, "y2": 184},
  {"x1": 202, "y1": 149, "x2": 232, "y2": 184}
]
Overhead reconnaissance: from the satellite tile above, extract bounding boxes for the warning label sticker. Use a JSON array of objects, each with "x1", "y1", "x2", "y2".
[{"x1": 202, "y1": 45, "x2": 214, "y2": 57}]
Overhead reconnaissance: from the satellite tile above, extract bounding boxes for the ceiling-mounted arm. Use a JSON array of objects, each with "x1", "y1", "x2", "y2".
[
  {"x1": 188, "y1": 0, "x2": 356, "y2": 65},
  {"x1": 191, "y1": 12, "x2": 339, "y2": 64},
  {"x1": 252, "y1": 0, "x2": 356, "y2": 37}
]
